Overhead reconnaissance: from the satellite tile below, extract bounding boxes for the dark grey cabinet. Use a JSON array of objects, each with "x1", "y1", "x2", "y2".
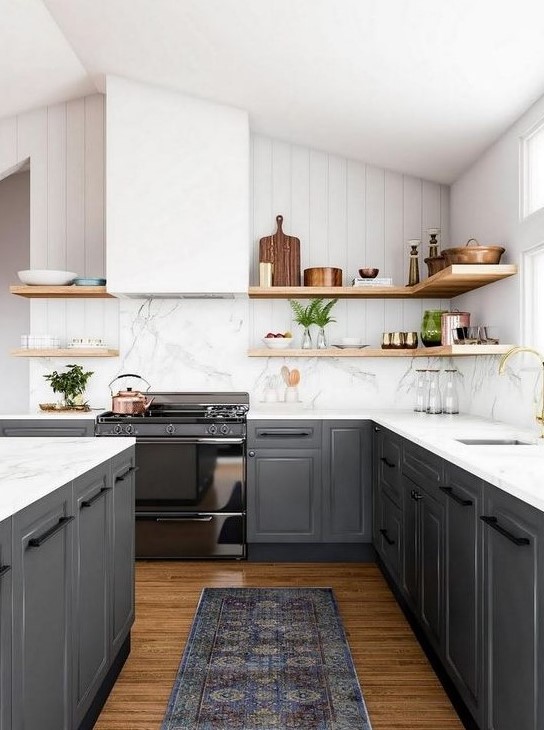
[
  {"x1": 375, "y1": 426, "x2": 402, "y2": 506},
  {"x1": 0, "y1": 419, "x2": 95, "y2": 437},
  {"x1": 0, "y1": 518, "x2": 12, "y2": 730},
  {"x1": 322, "y1": 421, "x2": 372, "y2": 542},
  {"x1": 482, "y1": 485, "x2": 544, "y2": 730},
  {"x1": 12, "y1": 483, "x2": 74, "y2": 730},
  {"x1": 73, "y1": 464, "x2": 112, "y2": 726},
  {"x1": 247, "y1": 448, "x2": 321, "y2": 542},
  {"x1": 111, "y1": 451, "x2": 136, "y2": 656},
  {"x1": 442, "y1": 464, "x2": 483, "y2": 725}
]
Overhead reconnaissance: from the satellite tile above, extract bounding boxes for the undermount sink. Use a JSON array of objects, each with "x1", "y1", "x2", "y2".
[{"x1": 456, "y1": 438, "x2": 533, "y2": 446}]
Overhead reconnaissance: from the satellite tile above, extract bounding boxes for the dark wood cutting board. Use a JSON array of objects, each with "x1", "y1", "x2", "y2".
[{"x1": 259, "y1": 215, "x2": 301, "y2": 286}]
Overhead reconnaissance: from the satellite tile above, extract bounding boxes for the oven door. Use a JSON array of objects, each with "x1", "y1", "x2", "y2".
[{"x1": 135, "y1": 437, "x2": 245, "y2": 513}]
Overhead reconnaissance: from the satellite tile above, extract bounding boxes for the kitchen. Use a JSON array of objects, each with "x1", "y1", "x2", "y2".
[{"x1": 1, "y1": 1, "x2": 544, "y2": 729}]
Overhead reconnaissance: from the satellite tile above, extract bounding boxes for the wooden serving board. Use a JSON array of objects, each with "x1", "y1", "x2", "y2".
[{"x1": 259, "y1": 215, "x2": 301, "y2": 286}]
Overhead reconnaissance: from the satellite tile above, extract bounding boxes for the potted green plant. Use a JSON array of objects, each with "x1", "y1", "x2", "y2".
[
  {"x1": 289, "y1": 298, "x2": 338, "y2": 349},
  {"x1": 312, "y1": 298, "x2": 338, "y2": 348},
  {"x1": 44, "y1": 364, "x2": 94, "y2": 408}
]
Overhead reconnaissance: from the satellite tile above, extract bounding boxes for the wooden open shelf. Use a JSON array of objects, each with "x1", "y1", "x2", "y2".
[
  {"x1": 248, "y1": 345, "x2": 514, "y2": 358},
  {"x1": 11, "y1": 348, "x2": 119, "y2": 358},
  {"x1": 10, "y1": 285, "x2": 113, "y2": 298},
  {"x1": 248, "y1": 264, "x2": 517, "y2": 299}
]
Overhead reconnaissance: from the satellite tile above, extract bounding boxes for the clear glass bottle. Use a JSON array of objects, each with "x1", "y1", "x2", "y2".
[
  {"x1": 426, "y1": 369, "x2": 442, "y2": 414},
  {"x1": 413, "y1": 369, "x2": 428, "y2": 412},
  {"x1": 301, "y1": 327, "x2": 313, "y2": 349},
  {"x1": 316, "y1": 327, "x2": 327, "y2": 349},
  {"x1": 443, "y1": 368, "x2": 460, "y2": 414}
]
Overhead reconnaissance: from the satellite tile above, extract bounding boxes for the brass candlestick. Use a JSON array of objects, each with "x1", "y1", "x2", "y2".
[
  {"x1": 407, "y1": 239, "x2": 420, "y2": 286},
  {"x1": 425, "y1": 228, "x2": 446, "y2": 278}
]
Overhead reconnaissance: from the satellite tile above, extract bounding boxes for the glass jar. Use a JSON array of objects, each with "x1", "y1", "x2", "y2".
[
  {"x1": 443, "y1": 369, "x2": 459, "y2": 414},
  {"x1": 413, "y1": 369, "x2": 428, "y2": 412},
  {"x1": 426, "y1": 369, "x2": 442, "y2": 414},
  {"x1": 301, "y1": 327, "x2": 313, "y2": 349},
  {"x1": 421, "y1": 309, "x2": 445, "y2": 347}
]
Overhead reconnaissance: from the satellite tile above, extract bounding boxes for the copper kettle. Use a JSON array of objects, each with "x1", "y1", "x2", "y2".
[{"x1": 109, "y1": 374, "x2": 154, "y2": 415}]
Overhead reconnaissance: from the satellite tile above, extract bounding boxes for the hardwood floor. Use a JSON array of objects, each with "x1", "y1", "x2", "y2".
[{"x1": 95, "y1": 562, "x2": 464, "y2": 730}]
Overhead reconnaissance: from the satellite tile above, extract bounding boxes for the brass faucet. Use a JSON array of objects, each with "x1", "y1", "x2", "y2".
[{"x1": 498, "y1": 346, "x2": 544, "y2": 438}]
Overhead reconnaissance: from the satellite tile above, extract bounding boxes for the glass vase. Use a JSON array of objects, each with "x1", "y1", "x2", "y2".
[
  {"x1": 421, "y1": 309, "x2": 445, "y2": 347},
  {"x1": 301, "y1": 327, "x2": 313, "y2": 349},
  {"x1": 316, "y1": 327, "x2": 327, "y2": 349}
]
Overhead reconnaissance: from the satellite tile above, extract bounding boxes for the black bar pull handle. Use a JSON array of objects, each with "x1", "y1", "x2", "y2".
[
  {"x1": 0, "y1": 565, "x2": 11, "y2": 578},
  {"x1": 374, "y1": 426, "x2": 381, "y2": 432},
  {"x1": 28, "y1": 516, "x2": 74, "y2": 548},
  {"x1": 440, "y1": 486, "x2": 473, "y2": 507},
  {"x1": 257, "y1": 429, "x2": 312, "y2": 437},
  {"x1": 81, "y1": 487, "x2": 111, "y2": 509},
  {"x1": 480, "y1": 516, "x2": 530, "y2": 546},
  {"x1": 380, "y1": 456, "x2": 396, "y2": 468},
  {"x1": 379, "y1": 528, "x2": 395, "y2": 546},
  {"x1": 115, "y1": 465, "x2": 139, "y2": 483}
]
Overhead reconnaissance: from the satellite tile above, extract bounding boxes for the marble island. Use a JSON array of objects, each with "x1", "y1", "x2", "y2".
[
  {"x1": 0, "y1": 436, "x2": 135, "y2": 521},
  {"x1": 250, "y1": 407, "x2": 544, "y2": 512}
]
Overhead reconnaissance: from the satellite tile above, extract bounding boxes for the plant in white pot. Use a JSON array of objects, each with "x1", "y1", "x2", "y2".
[{"x1": 43, "y1": 364, "x2": 94, "y2": 409}]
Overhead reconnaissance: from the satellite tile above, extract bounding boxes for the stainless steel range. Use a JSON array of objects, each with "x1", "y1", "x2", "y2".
[{"x1": 96, "y1": 392, "x2": 249, "y2": 559}]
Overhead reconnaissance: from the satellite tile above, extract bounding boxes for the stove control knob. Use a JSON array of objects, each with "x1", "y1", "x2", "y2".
[
  {"x1": 166, "y1": 424, "x2": 176, "y2": 435},
  {"x1": 113, "y1": 424, "x2": 122, "y2": 435},
  {"x1": 208, "y1": 424, "x2": 217, "y2": 435},
  {"x1": 125, "y1": 424, "x2": 134, "y2": 435},
  {"x1": 220, "y1": 424, "x2": 230, "y2": 435}
]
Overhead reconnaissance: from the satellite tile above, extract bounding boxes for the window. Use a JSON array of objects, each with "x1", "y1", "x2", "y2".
[
  {"x1": 522, "y1": 119, "x2": 544, "y2": 218},
  {"x1": 522, "y1": 242, "x2": 544, "y2": 351}
]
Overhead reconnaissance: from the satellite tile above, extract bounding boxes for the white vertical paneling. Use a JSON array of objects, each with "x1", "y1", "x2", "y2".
[
  {"x1": 327, "y1": 155, "x2": 348, "y2": 276},
  {"x1": 346, "y1": 161, "x2": 366, "y2": 339},
  {"x1": 84, "y1": 94, "x2": 105, "y2": 277},
  {"x1": 440, "y1": 184, "x2": 451, "y2": 248},
  {"x1": 252, "y1": 135, "x2": 273, "y2": 286},
  {"x1": 47, "y1": 103, "x2": 67, "y2": 270},
  {"x1": 291, "y1": 145, "x2": 310, "y2": 273},
  {"x1": 308, "y1": 150, "x2": 328, "y2": 267},
  {"x1": 402, "y1": 175, "x2": 424, "y2": 328},
  {"x1": 66, "y1": 98, "x2": 86, "y2": 274},
  {"x1": 271, "y1": 140, "x2": 291, "y2": 223},
  {"x1": 18, "y1": 108, "x2": 48, "y2": 269},
  {"x1": 365, "y1": 166, "x2": 386, "y2": 345},
  {"x1": 0, "y1": 117, "x2": 17, "y2": 175},
  {"x1": 384, "y1": 171, "x2": 404, "y2": 332}
]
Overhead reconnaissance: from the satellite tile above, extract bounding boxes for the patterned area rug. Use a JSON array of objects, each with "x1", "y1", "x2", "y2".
[{"x1": 161, "y1": 587, "x2": 372, "y2": 730}]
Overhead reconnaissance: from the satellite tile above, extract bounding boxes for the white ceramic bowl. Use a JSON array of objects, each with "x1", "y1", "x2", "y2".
[
  {"x1": 262, "y1": 337, "x2": 293, "y2": 349},
  {"x1": 340, "y1": 337, "x2": 363, "y2": 346},
  {"x1": 17, "y1": 269, "x2": 78, "y2": 286}
]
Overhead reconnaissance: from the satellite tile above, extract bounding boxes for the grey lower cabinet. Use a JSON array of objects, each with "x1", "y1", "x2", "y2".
[
  {"x1": 6, "y1": 446, "x2": 135, "y2": 730},
  {"x1": 0, "y1": 518, "x2": 12, "y2": 730},
  {"x1": 481, "y1": 484, "x2": 544, "y2": 730},
  {"x1": 0, "y1": 419, "x2": 95, "y2": 437},
  {"x1": 12, "y1": 483, "x2": 75, "y2": 730},
  {"x1": 247, "y1": 419, "x2": 372, "y2": 547}
]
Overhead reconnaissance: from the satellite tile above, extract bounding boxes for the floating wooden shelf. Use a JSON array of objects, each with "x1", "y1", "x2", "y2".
[
  {"x1": 11, "y1": 348, "x2": 119, "y2": 358},
  {"x1": 248, "y1": 345, "x2": 514, "y2": 358},
  {"x1": 10, "y1": 285, "x2": 114, "y2": 298},
  {"x1": 248, "y1": 264, "x2": 517, "y2": 299}
]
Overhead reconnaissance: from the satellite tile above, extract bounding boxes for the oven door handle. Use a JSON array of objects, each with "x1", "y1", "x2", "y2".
[
  {"x1": 155, "y1": 516, "x2": 214, "y2": 522},
  {"x1": 137, "y1": 437, "x2": 245, "y2": 444}
]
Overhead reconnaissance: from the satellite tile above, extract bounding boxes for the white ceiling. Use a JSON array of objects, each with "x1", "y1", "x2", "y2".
[{"x1": 5, "y1": 0, "x2": 544, "y2": 183}]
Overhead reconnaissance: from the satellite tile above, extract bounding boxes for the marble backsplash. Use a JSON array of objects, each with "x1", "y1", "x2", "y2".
[{"x1": 28, "y1": 297, "x2": 542, "y2": 435}]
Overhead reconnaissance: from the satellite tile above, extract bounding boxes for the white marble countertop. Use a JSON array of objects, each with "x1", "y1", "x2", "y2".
[
  {"x1": 250, "y1": 407, "x2": 544, "y2": 512},
  {"x1": 0, "y1": 437, "x2": 135, "y2": 522}
]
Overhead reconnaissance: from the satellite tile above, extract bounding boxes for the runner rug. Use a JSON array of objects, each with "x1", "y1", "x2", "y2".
[{"x1": 161, "y1": 587, "x2": 372, "y2": 730}]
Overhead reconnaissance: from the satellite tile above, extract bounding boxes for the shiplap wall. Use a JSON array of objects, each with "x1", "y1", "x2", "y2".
[
  {"x1": 250, "y1": 135, "x2": 451, "y2": 347},
  {"x1": 0, "y1": 94, "x2": 118, "y2": 352}
]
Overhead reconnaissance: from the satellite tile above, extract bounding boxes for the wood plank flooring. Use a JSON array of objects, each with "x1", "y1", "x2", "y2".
[{"x1": 95, "y1": 562, "x2": 464, "y2": 730}]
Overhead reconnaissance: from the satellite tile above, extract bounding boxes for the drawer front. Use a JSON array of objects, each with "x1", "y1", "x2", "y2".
[
  {"x1": 402, "y1": 440, "x2": 443, "y2": 492},
  {"x1": 376, "y1": 428, "x2": 402, "y2": 506},
  {"x1": 248, "y1": 420, "x2": 322, "y2": 450},
  {"x1": 378, "y1": 491, "x2": 402, "y2": 581}
]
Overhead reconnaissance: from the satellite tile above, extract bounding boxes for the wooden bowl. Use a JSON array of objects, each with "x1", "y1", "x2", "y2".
[
  {"x1": 303, "y1": 267, "x2": 342, "y2": 287},
  {"x1": 358, "y1": 268, "x2": 379, "y2": 278}
]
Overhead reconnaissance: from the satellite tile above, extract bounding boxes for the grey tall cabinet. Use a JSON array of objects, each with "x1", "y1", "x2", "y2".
[{"x1": 0, "y1": 518, "x2": 12, "y2": 730}]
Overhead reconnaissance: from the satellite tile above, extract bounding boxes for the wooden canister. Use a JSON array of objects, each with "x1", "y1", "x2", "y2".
[{"x1": 303, "y1": 267, "x2": 343, "y2": 287}]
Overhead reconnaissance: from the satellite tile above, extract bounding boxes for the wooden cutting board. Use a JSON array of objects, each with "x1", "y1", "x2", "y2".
[{"x1": 259, "y1": 215, "x2": 301, "y2": 286}]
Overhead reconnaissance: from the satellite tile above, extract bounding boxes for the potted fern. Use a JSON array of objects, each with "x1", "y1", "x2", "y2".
[
  {"x1": 43, "y1": 364, "x2": 94, "y2": 409},
  {"x1": 289, "y1": 298, "x2": 338, "y2": 349}
]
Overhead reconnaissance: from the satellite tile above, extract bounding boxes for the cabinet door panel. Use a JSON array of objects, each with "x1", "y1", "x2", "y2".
[
  {"x1": 483, "y1": 487, "x2": 544, "y2": 730},
  {"x1": 377, "y1": 491, "x2": 402, "y2": 581},
  {"x1": 12, "y1": 483, "x2": 74, "y2": 730},
  {"x1": 248, "y1": 420, "x2": 322, "y2": 450},
  {"x1": 322, "y1": 421, "x2": 371, "y2": 542},
  {"x1": 402, "y1": 476, "x2": 419, "y2": 609},
  {"x1": 443, "y1": 465, "x2": 483, "y2": 723},
  {"x1": 419, "y1": 486, "x2": 445, "y2": 650},
  {"x1": 247, "y1": 449, "x2": 320, "y2": 542},
  {"x1": 73, "y1": 464, "x2": 111, "y2": 725},
  {"x1": 0, "y1": 518, "x2": 12, "y2": 730}
]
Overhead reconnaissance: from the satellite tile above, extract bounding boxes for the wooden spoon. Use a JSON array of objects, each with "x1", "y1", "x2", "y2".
[
  {"x1": 281, "y1": 366, "x2": 291, "y2": 386},
  {"x1": 289, "y1": 369, "x2": 300, "y2": 387}
]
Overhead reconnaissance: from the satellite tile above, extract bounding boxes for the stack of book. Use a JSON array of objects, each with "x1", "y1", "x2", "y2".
[{"x1": 352, "y1": 276, "x2": 393, "y2": 287}]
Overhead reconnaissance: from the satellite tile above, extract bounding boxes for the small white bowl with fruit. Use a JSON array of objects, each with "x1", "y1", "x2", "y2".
[{"x1": 262, "y1": 331, "x2": 293, "y2": 349}]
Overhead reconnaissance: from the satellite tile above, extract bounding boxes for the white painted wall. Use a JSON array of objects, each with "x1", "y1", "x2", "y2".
[
  {"x1": 451, "y1": 90, "x2": 544, "y2": 431},
  {"x1": 106, "y1": 76, "x2": 250, "y2": 295},
  {"x1": 0, "y1": 171, "x2": 30, "y2": 411}
]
